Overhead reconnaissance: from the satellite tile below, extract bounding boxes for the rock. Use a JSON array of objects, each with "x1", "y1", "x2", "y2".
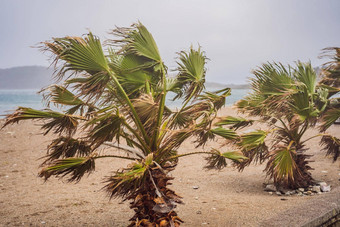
[
  {"x1": 276, "y1": 191, "x2": 282, "y2": 196},
  {"x1": 268, "y1": 192, "x2": 273, "y2": 195},
  {"x1": 280, "y1": 198, "x2": 288, "y2": 201},
  {"x1": 194, "y1": 197, "x2": 199, "y2": 200},
  {"x1": 317, "y1": 182, "x2": 327, "y2": 187},
  {"x1": 321, "y1": 185, "x2": 331, "y2": 192},
  {"x1": 297, "y1": 192, "x2": 303, "y2": 196},
  {"x1": 298, "y1": 188, "x2": 305, "y2": 192},
  {"x1": 196, "y1": 211, "x2": 202, "y2": 214},
  {"x1": 264, "y1": 184, "x2": 277, "y2": 192},
  {"x1": 321, "y1": 170, "x2": 328, "y2": 173},
  {"x1": 311, "y1": 186, "x2": 321, "y2": 193},
  {"x1": 306, "y1": 191, "x2": 312, "y2": 195},
  {"x1": 285, "y1": 191, "x2": 291, "y2": 196},
  {"x1": 192, "y1": 186, "x2": 199, "y2": 190}
]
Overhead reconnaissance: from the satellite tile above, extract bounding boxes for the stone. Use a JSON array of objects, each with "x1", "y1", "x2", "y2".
[
  {"x1": 276, "y1": 191, "x2": 282, "y2": 196},
  {"x1": 298, "y1": 188, "x2": 305, "y2": 192},
  {"x1": 311, "y1": 185, "x2": 321, "y2": 193},
  {"x1": 285, "y1": 191, "x2": 291, "y2": 196},
  {"x1": 305, "y1": 191, "x2": 312, "y2": 195},
  {"x1": 268, "y1": 192, "x2": 273, "y2": 195},
  {"x1": 297, "y1": 192, "x2": 303, "y2": 196},
  {"x1": 317, "y1": 182, "x2": 327, "y2": 187},
  {"x1": 320, "y1": 185, "x2": 331, "y2": 192},
  {"x1": 264, "y1": 184, "x2": 277, "y2": 192},
  {"x1": 192, "y1": 186, "x2": 199, "y2": 189},
  {"x1": 196, "y1": 211, "x2": 202, "y2": 214}
]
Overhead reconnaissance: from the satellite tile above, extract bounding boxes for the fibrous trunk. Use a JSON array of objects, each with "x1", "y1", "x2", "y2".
[{"x1": 128, "y1": 166, "x2": 183, "y2": 227}]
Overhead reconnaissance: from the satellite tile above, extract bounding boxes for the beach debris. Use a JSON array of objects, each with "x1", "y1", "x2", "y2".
[
  {"x1": 192, "y1": 186, "x2": 199, "y2": 190},
  {"x1": 311, "y1": 186, "x2": 321, "y2": 193},
  {"x1": 317, "y1": 181, "x2": 327, "y2": 187},
  {"x1": 297, "y1": 188, "x2": 305, "y2": 192},
  {"x1": 280, "y1": 198, "x2": 288, "y2": 201},
  {"x1": 264, "y1": 184, "x2": 276, "y2": 192},
  {"x1": 320, "y1": 185, "x2": 331, "y2": 192},
  {"x1": 321, "y1": 170, "x2": 328, "y2": 173},
  {"x1": 41, "y1": 221, "x2": 46, "y2": 224},
  {"x1": 194, "y1": 197, "x2": 199, "y2": 200}
]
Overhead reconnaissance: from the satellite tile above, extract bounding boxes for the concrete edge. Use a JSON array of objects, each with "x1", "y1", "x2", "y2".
[{"x1": 301, "y1": 206, "x2": 340, "y2": 227}]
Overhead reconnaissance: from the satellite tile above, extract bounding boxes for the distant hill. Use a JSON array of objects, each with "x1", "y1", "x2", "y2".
[
  {"x1": 205, "y1": 82, "x2": 250, "y2": 89},
  {"x1": 0, "y1": 66, "x2": 53, "y2": 89},
  {"x1": 0, "y1": 66, "x2": 250, "y2": 90}
]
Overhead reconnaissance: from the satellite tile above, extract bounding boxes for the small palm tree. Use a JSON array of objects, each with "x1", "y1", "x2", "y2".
[
  {"x1": 2, "y1": 22, "x2": 246, "y2": 226},
  {"x1": 217, "y1": 55, "x2": 339, "y2": 189}
]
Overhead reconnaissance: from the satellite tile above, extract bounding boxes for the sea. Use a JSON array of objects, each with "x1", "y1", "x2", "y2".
[{"x1": 0, "y1": 88, "x2": 251, "y2": 118}]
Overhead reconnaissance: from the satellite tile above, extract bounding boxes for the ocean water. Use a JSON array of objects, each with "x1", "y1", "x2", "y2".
[{"x1": 0, "y1": 88, "x2": 250, "y2": 118}]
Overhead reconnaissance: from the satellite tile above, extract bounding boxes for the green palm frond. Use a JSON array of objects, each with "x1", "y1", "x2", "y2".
[
  {"x1": 43, "y1": 137, "x2": 92, "y2": 163},
  {"x1": 104, "y1": 159, "x2": 149, "y2": 199},
  {"x1": 205, "y1": 149, "x2": 247, "y2": 170},
  {"x1": 320, "y1": 108, "x2": 340, "y2": 132},
  {"x1": 41, "y1": 33, "x2": 109, "y2": 79},
  {"x1": 238, "y1": 130, "x2": 267, "y2": 150},
  {"x1": 86, "y1": 109, "x2": 126, "y2": 148},
  {"x1": 199, "y1": 87, "x2": 231, "y2": 110},
  {"x1": 215, "y1": 116, "x2": 254, "y2": 130},
  {"x1": 320, "y1": 135, "x2": 340, "y2": 161},
  {"x1": 265, "y1": 145, "x2": 297, "y2": 186},
  {"x1": 210, "y1": 127, "x2": 239, "y2": 141},
  {"x1": 39, "y1": 156, "x2": 95, "y2": 182},
  {"x1": 174, "y1": 46, "x2": 207, "y2": 102},
  {"x1": 293, "y1": 62, "x2": 317, "y2": 95},
  {"x1": 3, "y1": 107, "x2": 80, "y2": 135}
]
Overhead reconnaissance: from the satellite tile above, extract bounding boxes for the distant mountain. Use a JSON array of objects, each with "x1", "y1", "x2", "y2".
[
  {"x1": 0, "y1": 66, "x2": 250, "y2": 90},
  {"x1": 0, "y1": 66, "x2": 53, "y2": 89},
  {"x1": 205, "y1": 82, "x2": 250, "y2": 89}
]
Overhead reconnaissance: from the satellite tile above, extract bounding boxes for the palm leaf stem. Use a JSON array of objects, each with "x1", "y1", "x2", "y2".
[
  {"x1": 108, "y1": 71, "x2": 150, "y2": 145},
  {"x1": 94, "y1": 154, "x2": 136, "y2": 161},
  {"x1": 168, "y1": 151, "x2": 212, "y2": 160},
  {"x1": 151, "y1": 66, "x2": 167, "y2": 151},
  {"x1": 121, "y1": 119, "x2": 152, "y2": 155},
  {"x1": 103, "y1": 142, "x2": 145, "y2": 158},
  {"x1": 169, "y1": 86, "x2": 197, "y2": 129}
]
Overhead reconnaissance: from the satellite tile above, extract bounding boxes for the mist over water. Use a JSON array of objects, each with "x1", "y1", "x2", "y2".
[{"x1": 0, "y1": 88, "x2": 250, "y2": 117}]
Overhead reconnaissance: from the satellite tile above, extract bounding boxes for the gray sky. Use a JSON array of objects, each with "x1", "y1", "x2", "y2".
[{"x1": 1, "y1": 0, "x2": 339, "y2": 84}]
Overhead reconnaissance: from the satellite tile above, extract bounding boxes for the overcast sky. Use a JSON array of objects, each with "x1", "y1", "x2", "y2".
[{"x1": 1, "y1": 0, "x2": 339, "y2": 84}]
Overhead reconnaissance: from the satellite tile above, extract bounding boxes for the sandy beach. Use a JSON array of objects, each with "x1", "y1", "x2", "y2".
[{"x1": 0, "y1": 107, "x2": 339, "y2": 227}]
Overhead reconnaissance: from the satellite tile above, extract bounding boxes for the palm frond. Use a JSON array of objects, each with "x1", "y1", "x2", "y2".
[
  {"x1": 320, "y1": 135, "x2": 340, "y2": 161},
  {"x1": 104, "y1": 159, "x2": 150, "y2": 199},
  {"x1": 238, "y1": 130, "x2": 267, "y2": 150},
  {"x1": 39, "y1": 156, "x2": 95, "y2": 182},
  {"x1": 40, "y1": 33, "x2": 109, "y2": 80},
  {"x1": 265, "y1": 145, "x2": 297, "y2": 186},
  {"x1": 210, "y1": 127, "x2": 239, "y2": 141},
  {"x1": 205, "y1": 149, "x2": 248, "y2": 170},
  {"x1": 3, "y1": 107, "x2": 80, "y2": 135},
  {"x1": 319, "y1": 108, "x2": 340, "y2": 132},
  {"x1": 43, "y1": 137, "x2": 92, "y2": 163},
  {"x1": 174, "y1": 46, "x2": 207, "y2": 102},
  {"x1": 198, "y1": 87, "x2": 231, "y2": 110},
  {"x1": 215, "y1": 116, "x2": 254, "y2": 130}
]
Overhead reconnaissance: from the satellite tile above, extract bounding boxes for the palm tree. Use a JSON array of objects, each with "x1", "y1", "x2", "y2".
[
  {"x1": 2, "y1": 22, "x2": 246, "y2": 226},
  {"x1": 218, "y1": 57, "x2": 339, "y2": 189}
]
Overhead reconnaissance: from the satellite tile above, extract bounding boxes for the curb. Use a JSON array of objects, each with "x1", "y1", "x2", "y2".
[{"x1": 301, "y1": 206, "x2": 340, "y2": 227}]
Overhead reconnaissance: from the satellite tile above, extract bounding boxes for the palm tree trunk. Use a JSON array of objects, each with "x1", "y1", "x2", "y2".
[{"x1": 128, "y1": 166, "x2": 183, "y2": 227}]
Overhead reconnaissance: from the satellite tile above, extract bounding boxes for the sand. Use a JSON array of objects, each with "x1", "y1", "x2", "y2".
[{"x1": 0, "y1": 107, "x2": 339, "y2": 226}]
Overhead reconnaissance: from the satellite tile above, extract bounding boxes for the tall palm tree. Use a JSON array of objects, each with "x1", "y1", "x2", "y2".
[
  {"x1": 2, "y1": 22, "x2": 246, "y2": 226},
  {"x1": 217, "y1": 58, "x2": 339, "y2": 189}
]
